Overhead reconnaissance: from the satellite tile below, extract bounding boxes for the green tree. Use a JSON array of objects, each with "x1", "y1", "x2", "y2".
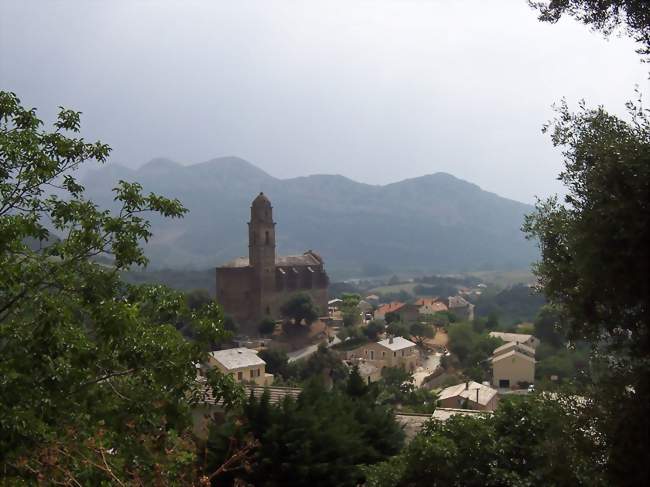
[
  {"x1": 365, "y1": 394, "x2": 604, "y2": 486},
  {"x1": 280, "y1": 292, "x2": 320, "y2": 326},
  {"x1": 258, "y1": 348, "x2": 289, "y2": 377},
  {"x1": 447, "y1": 323, "x2": 502, "y2": 378},
  {"x1": 363, "y1": 320, "x2": 386, "y2": 340},
  {"x1": 486, "y1": 311, "x2": 499, "y2": 330},
  {"x1": 523, "y1": 97, "x2": 650, "y2": 482},
  {"x1": 186, "y1": 288, "x2": 212, "y2": 310},
  {"x1": 341, "y1": 292, "x2": 362, "y2": 326},
  {"x1": 386, "y1": 320, "x2": 411, "y2": 339},
  {"x1": 222, "y1": 313, "x2": 239, "y2": 334},
  {"x1": 0, "y1": 92, "x2": 240, "y2": 483},
  {"x1": 384, "y1": 311, "x2": 400, "y2": 324},
  {"x1": 346, "y1": 365, "x2": 368, "y2": 397},
  {"x1": 410, "y1": 322, "x2": 434, "y2": 345},
  {"x1": 530, "y1": 0, "x2": 650, "y2": 60},
  {"x1": 258, "y1": 316, "x2": 276, "y2": 336},
  {"x1": 209, "y1": 380, "x2": 404, "y2": 486},
  {"x1": 534, "y1": 305, "x2": 565, "y2": 348}
]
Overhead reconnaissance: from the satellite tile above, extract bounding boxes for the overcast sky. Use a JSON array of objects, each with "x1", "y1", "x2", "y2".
[{"x1": 1, "y1": 0, "x2": 647, "y2": 203}]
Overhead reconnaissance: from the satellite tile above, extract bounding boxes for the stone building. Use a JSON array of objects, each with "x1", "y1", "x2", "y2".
[
  {"x1": 208, "y1": 348, "x2": 274, "y2": 386},
  {"x1": 491, "y1": 341, "x2": 536, "y2": 389},
  {"x1": 216, "y1": 193, "x2": 329, "y2": 325},
  {"x1": 437, "y1": 381, "x2": 499, "y2": 411},
  {"x1": 350, "y1": 336, "x2": 418, "y2": 371}
]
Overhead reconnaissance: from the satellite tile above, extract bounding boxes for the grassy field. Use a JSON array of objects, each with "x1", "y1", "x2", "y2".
[
  {"x1": 368, "y1": 269, "x2": 535, "y2": 295},
  {"x1": 368, "y1": 282, "x2": 419, "y2": 295},
  {"x1": 466, "y1": 269, "x2": 535, "y2": 288}
]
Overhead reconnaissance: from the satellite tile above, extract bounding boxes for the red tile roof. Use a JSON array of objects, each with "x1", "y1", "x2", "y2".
[
  {"x1": 415, "y1": 298, "x2": 448, "y2": 312},
  {"x1": 376, "y1": 302, "x2": 405, "y2": 315}
]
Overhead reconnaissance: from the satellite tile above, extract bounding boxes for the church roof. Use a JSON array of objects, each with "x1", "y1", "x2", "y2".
[
  {"x1": 219, "y1": 256, "x2": 251, "y2": 268},
  {"x1": 218, "y1": 252, "x2": 322, "y2": 269},
  {"x1": 276, "y1": 253, "x2": 322, "y2": 267}
]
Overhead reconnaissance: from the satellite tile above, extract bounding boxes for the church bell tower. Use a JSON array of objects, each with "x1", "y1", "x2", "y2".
[{"x1": 248, "y1": 192, "x2": 276, "y2": 317}]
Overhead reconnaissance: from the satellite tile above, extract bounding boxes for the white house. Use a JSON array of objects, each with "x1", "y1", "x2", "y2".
[{"x1": 208, "y1": 348, "x2": 273, "y2": 386}]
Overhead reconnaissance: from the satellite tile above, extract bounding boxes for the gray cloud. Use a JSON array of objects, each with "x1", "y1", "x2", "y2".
[{"x1": 1, "y1": 0, "x2": 647, "y2": 203}]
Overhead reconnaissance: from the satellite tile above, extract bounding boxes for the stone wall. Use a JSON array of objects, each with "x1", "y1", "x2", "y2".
[{"x1": 215, "y1": 267, "x2": 254, "y2": 324}]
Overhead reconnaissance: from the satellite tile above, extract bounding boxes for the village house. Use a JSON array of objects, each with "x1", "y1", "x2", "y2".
[
  {"x1": 352, "y1": 336, "x2": 418, "y2": 370},
  {"x1": 374, "y1": 302, "x2": 421, "y2": 323},
  {"x1": 437, "y1": 381, "x2": 499, "y2": 411},
  {"x1": 373, "y1": 301, "x2": 405, "y2": 321},
  {"x1": 491, "y1": 341, "x2": 536, "y2": 389},
  {"x1": 208, "y1": 347, "x2": 274, "y2": 386},
  {"x1": 364, "y1": 294, "x2": 380, "y2": 305},
  {"x1": 349, "y1": 359, "x2": 382, "y2": 384},
  {"x1": 448, "y1": 295, "x2": 475, "y2": 321},
  {"x1": 327, "y1": 298, "x2": 342, "y2": 314},
  {"x1": 357, "y1": 299, "x2": 373, "y2": 314},
  {"x1": 391, "y1": 303, "x2": 421, "y2": 323},
  {"x1": 415, "y1": 297, "x2": 449, "y2": 317},
  {"x1": 489, "y1": 331, "x2": 541, "y2": 349}
]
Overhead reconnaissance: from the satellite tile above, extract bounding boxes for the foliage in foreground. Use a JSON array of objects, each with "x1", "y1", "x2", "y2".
[
  {"x1": 207, "y1": 377, "x2": 404, "y2": 486},
  {"x1": 365, "y1": 394, "x2": 604, "y2": 487},
  {"x1": 523, "y1": 96, "x2": 650, "y2": 483},
  {"x1": 0, "y1": 92, "x2": 239, "y2": 484}
]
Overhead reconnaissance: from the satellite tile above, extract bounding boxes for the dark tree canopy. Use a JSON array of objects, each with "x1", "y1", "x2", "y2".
[
  {"x1": 530, "y1": 0, "x2": 650, "y2": 59},
  {"x1": 0, "y1": 92, "x2": 240, "y2": 483},
  {"x1": 524, "y1": 99, "x2": 649, "y2": 344},
  {"x1": 524, "y1": 98, "x2": 650, "y2": 483},
  {"x1": 258, "y1": 316, "x2": 276, "y2": 336},
  {"x1": 365, "y1": 395, "x2": 605, "y2": 487},
  {"x1": 207, "y1": 379, "x2": 404, "y2": 486},
  {"x1": 280, "y1": 292, "x2": 320, "y2": 326}
]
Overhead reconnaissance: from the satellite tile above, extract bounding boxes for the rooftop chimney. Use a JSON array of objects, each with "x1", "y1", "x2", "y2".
[
  {"x1": 389, "y1": 336, "x2": 394, "y2": 344},
  {"x1": 465, "y1": 381, "x2": 469, "y2": 390}
]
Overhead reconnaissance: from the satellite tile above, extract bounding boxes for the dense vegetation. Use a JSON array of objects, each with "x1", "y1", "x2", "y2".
[
  {"x1": 206, "y1": 376, "x2": 405, "y2": 486},
  {"x1": 78, "y1": 156, "x2": 537, "y2": 276},
  {"x1": 0, "y1": 93, "x2": 238, "y2": 483},
  {"x1": 365, "y1": 394, "x2": 603, "y2": 486}
]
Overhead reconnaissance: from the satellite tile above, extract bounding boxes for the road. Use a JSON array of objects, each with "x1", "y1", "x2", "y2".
[
  {"x1": 287, "y1": 336, "x2": 341, "y2": 363},
  {"x1": 412, "y1": 352, "x2": 441, "y2": 387}
]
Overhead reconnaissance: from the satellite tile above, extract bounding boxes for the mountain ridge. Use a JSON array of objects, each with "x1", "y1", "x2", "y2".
[{"x1": 81, "y1": 157, "x2": 537, "y2": 278}]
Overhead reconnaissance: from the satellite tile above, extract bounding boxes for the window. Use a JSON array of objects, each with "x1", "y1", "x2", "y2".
[
  {"x1": 393, "y1": 352, "x2": 396, "y2": 357},
  {"x1": 237, "y1": 371, "x2": 243, "y2": 381},
  {"x1": 257, "y1": 369, "x2": 261, "y2": 377},
  {"x1": 250, "y1": 369, "x2": 255, "y2": 379},
  {"x1": 266, "y1": 306, "x2": 270, "y2": 315},
  {"x1": 499, "y1": 379, "x2": 510, "y2": 388},
  {"x1": 382, "y1": 352, "x2": 385, "y2": 357},
  {"x1": 401, "y1": 350, "x2": 404, "y2": 357},
  {"x1": 265, "y1": 231, "x2": 269, "y2": 244},
  {"x1": 370, "y1": 350, "x2": 374, "y2": 360}
]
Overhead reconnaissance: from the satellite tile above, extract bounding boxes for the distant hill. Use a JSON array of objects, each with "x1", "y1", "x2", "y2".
[{"x1": 81, "y1": 156, "x2": 537, "y2": 279}]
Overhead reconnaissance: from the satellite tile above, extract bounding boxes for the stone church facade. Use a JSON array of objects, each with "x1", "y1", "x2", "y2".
[{"x1": 216, "y1": 193, "x2": 329, "y2": 325}]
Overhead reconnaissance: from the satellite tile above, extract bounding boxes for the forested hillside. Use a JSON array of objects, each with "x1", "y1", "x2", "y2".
[{"x1": 82, "y1": 157, "x2": 537, "y2": 277}]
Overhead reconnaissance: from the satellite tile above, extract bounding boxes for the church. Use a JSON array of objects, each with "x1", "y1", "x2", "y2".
[{"x1": 216, "y1": 193, "x2": 329, "y2": 326}]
